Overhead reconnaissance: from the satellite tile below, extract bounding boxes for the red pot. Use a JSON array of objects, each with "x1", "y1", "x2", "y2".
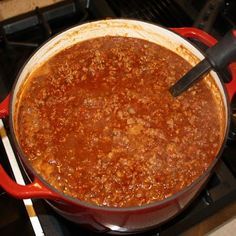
[{"x1": 0, "y1": 20, "x2": 236, "y2": 234}]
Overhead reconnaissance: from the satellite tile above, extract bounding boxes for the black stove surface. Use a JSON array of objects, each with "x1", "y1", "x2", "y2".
[{"x1": 0, "y1": 0, "x2": 236, "y2": 235}]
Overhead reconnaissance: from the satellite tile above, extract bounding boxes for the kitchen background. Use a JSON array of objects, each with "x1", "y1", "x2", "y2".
[
  {"x1": 0, "y1": 0, "x2": 236, "y2": 235},
  {"x1": 0, "y1": 0, "x2": 63, "y2": 20}
]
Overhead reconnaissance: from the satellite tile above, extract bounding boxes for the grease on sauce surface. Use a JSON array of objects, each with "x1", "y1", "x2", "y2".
[{"x1": 15, "y1": 36, "x2": 224, "y2": 207}]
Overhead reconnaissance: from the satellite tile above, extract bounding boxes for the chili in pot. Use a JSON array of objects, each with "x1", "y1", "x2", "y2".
[{"x1": 15, "y1": 36, "x2": 225, "y2": 207}]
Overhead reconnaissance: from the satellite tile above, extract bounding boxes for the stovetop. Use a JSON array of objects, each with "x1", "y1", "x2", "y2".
[{"x1": 0, "y1": 0, "x2": 236, "y2": 235}]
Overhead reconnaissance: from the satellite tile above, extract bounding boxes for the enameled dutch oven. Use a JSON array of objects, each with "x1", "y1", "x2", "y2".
[{"x1": 0, "y1": 20, "x2": 236, "y2": 234}]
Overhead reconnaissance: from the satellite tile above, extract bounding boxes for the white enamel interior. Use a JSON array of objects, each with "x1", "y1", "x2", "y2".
[{"x1": 12, "y1": 19, "x2": 228, "y2": 136}]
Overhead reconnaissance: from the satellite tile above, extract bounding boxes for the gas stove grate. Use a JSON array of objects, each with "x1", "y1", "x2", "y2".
[
  {"x1": 0, "y1": 0, "x2": 91, "y2": 102},
  {"x1": 106, "y1": 0, "x2": 193, "y2": 27}
]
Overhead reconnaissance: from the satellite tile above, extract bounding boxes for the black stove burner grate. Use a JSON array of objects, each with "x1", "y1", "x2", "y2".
[
  {"x1": 0, "y1": 0, "x2": 92, "y2": 102},
  {"x1": 106, "y1": 0, "x2": 193, "y2": 27}
]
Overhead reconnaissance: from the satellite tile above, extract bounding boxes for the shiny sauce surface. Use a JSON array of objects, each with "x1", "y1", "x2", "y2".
[{"x1": 15, "y1": 36, "x2": 224, "y2": 207}]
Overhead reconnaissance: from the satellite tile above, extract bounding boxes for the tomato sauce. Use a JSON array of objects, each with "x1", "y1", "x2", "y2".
[{"x1": 15, "y1": 36, "x2": 224, "y2": 207}]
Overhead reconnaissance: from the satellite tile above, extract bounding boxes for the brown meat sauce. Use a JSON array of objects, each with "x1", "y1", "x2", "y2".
[{"x1": 15, "y1": 36, "x2": 224, "y2": 207}]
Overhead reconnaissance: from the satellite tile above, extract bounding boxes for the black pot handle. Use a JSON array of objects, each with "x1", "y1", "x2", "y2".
[
  {"x1": 170, "y1": 30, "x2": 236, "y2": 97},
  {"x1": 206, "y1": 30, "x2": 236, "y2": 83}
]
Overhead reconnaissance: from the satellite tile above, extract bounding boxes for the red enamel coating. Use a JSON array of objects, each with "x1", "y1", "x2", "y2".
[
  {"x1": 0, "y1": 95, "x2": 60, "y2": 200},
  {"x1": 171, "y1": 27, "x2": 236, "y2": 101},
  {"x1": 0, "y1": 24, "x2": 235, "y2": 233},
  {"x1": 227, "y1": 63, "x2": 236, "y2": 101},
  {"x1": 171, "y1": 27, "x2": 217, "y2": 46},
  {"x1": 233, "y1": 30, "x2": 236, "y2": 37},
  {"x1": 0, "y1": 94, "x2": 10, "y2": 118},
  {"x1": 0, "y1": 165, "x2": 60, "y2": 200}
]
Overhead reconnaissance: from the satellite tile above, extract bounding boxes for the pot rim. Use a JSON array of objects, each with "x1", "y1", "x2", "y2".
[{"x1": 8, "y1": 19, "x2": 231, "y2": 212}]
